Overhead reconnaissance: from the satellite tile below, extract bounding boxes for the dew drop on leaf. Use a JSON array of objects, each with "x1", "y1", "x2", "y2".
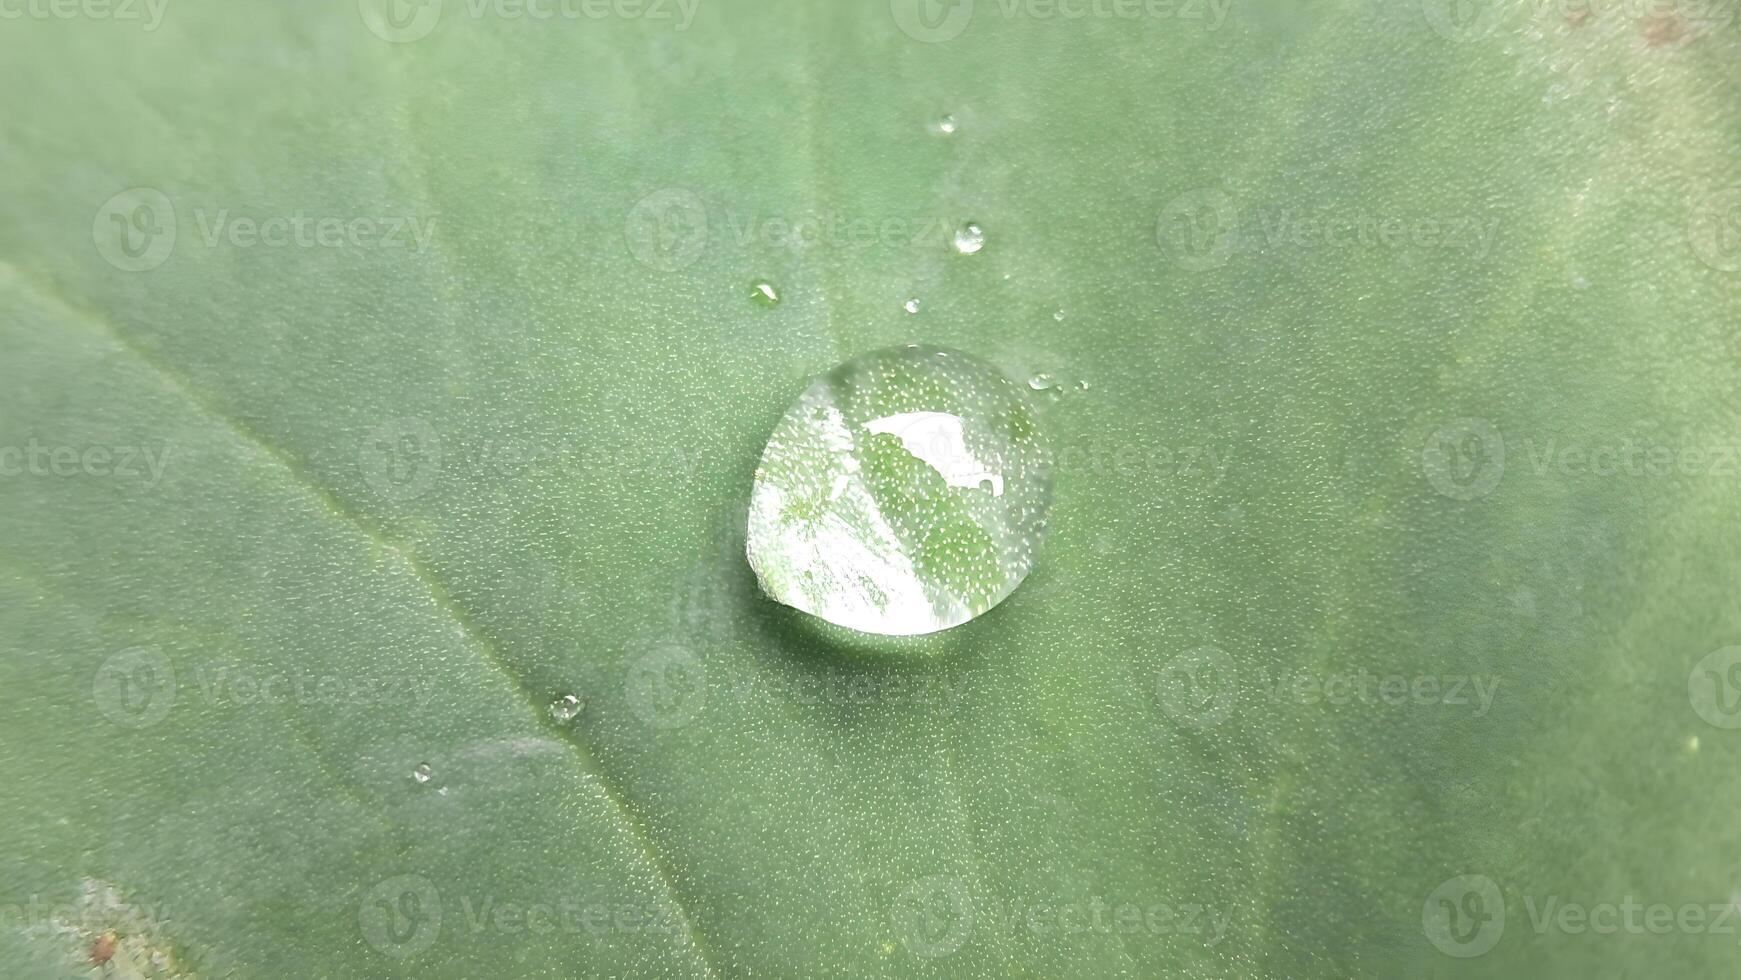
[
  {"x1": 750, "y1": 280, "x2": 780, "y2": 306},
  {"x1": 931, "y1": 113, "x2": 957, "y2": 135},
  {"x1": 746, "y1": 344, "x2": 1053, "y2": 635},
  {"x1": 550, "y1": 693, "x2": 584, "y2": 723},
  {"x1": 952, "y1": 222, "x2": 985, "y2": 255},
  {"x1": 903, "y1": 298, "x2": 921, "y2": 315},
  {"x1": 412, "y1": 763, "x2": 433, "y2": 783}
]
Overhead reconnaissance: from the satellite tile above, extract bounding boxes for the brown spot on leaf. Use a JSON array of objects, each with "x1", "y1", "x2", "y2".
[
  {"x1": 1640, "y1": 14, "x2": 1683, "y2": 46},
  {"x1": 90, "y1": 929, "x2": 118, "y2": 965}
]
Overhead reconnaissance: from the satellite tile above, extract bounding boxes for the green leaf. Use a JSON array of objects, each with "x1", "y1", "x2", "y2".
[{"x1": 2, "y1": 1, "x2": 1738, "y2": 977}]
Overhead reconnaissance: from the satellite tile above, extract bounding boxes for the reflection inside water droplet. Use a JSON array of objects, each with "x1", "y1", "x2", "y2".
[
  {"x1": 952, "y1": 222, "x2": 985, "y2": 255},
  {"x1": 746, "y1": 345, "x2": 1053, "y2": 636},
  {"x1": 550, "y1": 694, "x2": 583, "y2": 723}
]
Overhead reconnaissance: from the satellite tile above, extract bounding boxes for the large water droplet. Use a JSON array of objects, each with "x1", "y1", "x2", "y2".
[
  {"x1": 746, "y1": 345, "x2": 1053, "y2": 636},
  {"x1": 550, "y1": 694, "x2": 584, "y2": 723},
  {"x1": 952, "y1": 222, "x2": 985, "y2": 255}
]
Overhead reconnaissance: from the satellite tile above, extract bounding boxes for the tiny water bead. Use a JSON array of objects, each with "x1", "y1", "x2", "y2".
[
  {"x1": 931, "y1": 114, "x2": 958, "y2": 135},
  {"x1": 952, "y1": 221, "x2": 985, "y2": 255},
  {"x1": 1028, "y1": 373, "x2": 1088, "y2": 400},
  {"x1": 550, "y1": 694, "x2": 584, "y2": 723},
  {"x1": 750, "y1": 280, "x2": 780, "y2": 306},
  {"x1": 412, "y1": 763, "x2": 433, "y2": 784},
  {"x1": 746, "y1": 345, "x2": 1053, "y2": 636},
  {"x1": 903, "y1": 298, "x2": 921, "y2": 315}
]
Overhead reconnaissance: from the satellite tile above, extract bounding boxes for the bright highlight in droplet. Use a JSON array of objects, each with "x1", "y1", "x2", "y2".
[{"x1": 746, "y1": 345, "x2": 1053, "y2": 636}]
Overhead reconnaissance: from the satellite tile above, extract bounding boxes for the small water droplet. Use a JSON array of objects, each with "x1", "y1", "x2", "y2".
[
  {"x1": 903, "y1": 298, "x2": 921, "y2": 314},
  {"x1": 932, "y1": 114, "x2": 957, "y2": 135},
  {"x1": 1073, "y1": 379, "x2": 1090, "y2": 392},
  {"x1": 550, "y1": 694, "x2": 584, "y2": 723},
  {"x1": 412, "y1": 763, "x2": 433, "y2": 783},
  {"x1": 747, "y1": 345, "x2": 1053, "y2": 636},
  {"x1": 1053, "y1": 310, "x2": 1065, "y2": 321},
  {"x1": 1028, "y1": 373, "x2": 1057, "y2": 392},
  {"x1": 952, "y1": 222, "x2": 985, "y2": 255},
  {"x1": 750, "y1": 280, "x2": 780, "y2": 306}
]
